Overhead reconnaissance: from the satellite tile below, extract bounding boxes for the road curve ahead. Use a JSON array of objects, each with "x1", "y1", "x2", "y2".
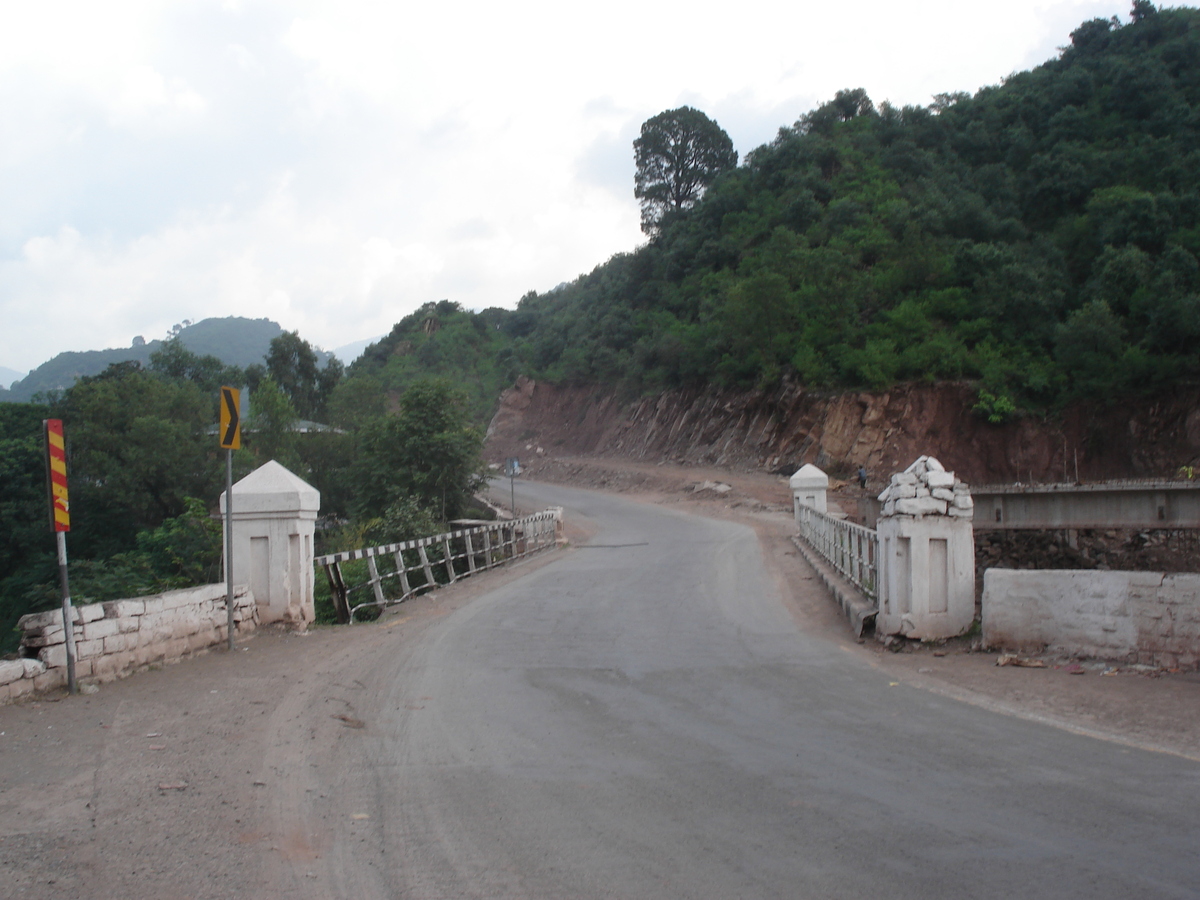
[{"x1": 305, "y1": 481, "x2": 1199, "y2": 899}]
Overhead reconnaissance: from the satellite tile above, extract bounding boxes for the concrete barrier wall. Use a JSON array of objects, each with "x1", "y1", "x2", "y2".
[
  {"x1": 982, "y1": 568, "x2": 1200, "y2": 669},
  {"x1": 2, "y1": 584, "x2": 258, "y2": 703}
]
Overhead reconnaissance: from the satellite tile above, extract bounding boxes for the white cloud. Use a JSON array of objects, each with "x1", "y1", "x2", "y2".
[
  {"x1": 0, "y1": 0, "x2": 1132, "y2": 371},
  {"x1": 109, "y1": 65, "x2": 207, "y2": 124}
]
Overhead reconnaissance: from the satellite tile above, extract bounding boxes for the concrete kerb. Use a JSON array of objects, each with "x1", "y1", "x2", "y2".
[{"x1": 792, "y1": 534, "x2": 877, "y2": 637}]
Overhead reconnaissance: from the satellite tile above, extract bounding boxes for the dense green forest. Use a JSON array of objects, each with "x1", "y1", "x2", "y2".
[
  {"x1": 492, "y1": 3, "x2": 1200, "y2": 411},
  {"x1": 5, "y1": 3, "x2": 1199, "y2": 648},
  {"x1": 0, "y1": 334, "x2": 487, "y2": 649},
  {"x1": 337, "y1": 3, "x2": 1200, "y2": 415}
]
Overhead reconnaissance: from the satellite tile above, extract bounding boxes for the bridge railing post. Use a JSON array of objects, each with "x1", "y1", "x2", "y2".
[{"x1": 221, "y1": 460, "x2": 320, "y2": 627}]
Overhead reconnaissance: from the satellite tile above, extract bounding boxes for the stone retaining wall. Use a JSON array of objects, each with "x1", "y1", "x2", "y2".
[
  {"x1": 982, "y1": 569, "x2": 1200, "y2": 669},
  {"x1": 2, "y1": 584, "x2": 258, "y2": 703}
]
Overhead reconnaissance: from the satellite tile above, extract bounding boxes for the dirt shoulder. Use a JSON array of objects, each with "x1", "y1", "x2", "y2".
[
  {"x1": 516, "y1": 454, "x2": 1200, "y2": 762},
  {"x1": 0, "y1": 547, "x2": 572, "y2": 900}
]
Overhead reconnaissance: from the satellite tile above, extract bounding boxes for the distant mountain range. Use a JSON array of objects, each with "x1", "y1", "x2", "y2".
[
  {"x1": 0, "y1": 366, "x2": 24, "y2": 390},
  {"x1": 0, "y1": 317, "x2": 353, "y2": 403},
  {"x1": 331, "y1": 335, "x2": 385, "y2": 365}
]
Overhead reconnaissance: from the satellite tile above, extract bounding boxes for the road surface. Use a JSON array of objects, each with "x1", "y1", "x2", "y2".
[
  {"x1": 1, "y1": 480, "x2": 1196, "y2": 899},
  {"x1": 277, "y1": 481, "x2": 1200, "y2": 899}
]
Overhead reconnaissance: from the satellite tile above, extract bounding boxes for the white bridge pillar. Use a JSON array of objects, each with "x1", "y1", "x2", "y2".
[
  {"x1": 221, "y1": 460, "x2": 320, "y2": 626},
  {"x1": 790, "y1": 463, "x2": 829, "y2": 521},
  {"x1": 875, "y1": 456, "x2": 975, "y2": 639}
]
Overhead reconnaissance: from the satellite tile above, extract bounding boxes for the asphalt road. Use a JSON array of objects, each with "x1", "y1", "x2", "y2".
[{"x1": 278, "y1": 481, "x2": 1200, "y2": 899}]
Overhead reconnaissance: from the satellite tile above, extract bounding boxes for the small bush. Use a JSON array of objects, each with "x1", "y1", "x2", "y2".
[{"x1": 973, "y1": 389, "x2": 1017, "y2": 424}]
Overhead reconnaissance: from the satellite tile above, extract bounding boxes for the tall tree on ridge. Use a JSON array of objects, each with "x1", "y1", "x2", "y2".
[{"x1": 634, "y1": 106, "x2": 737, "y2": 235}]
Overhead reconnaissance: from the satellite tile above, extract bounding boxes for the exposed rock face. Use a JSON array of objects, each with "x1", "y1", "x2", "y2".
[{"x1": 486, "y1": 378, "x2": 1200, "y2": 484}]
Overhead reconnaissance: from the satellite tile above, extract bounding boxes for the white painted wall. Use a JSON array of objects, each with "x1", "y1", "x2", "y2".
[{"x1": 982, "y1": 569, "x2": 1200, "y2": 669}]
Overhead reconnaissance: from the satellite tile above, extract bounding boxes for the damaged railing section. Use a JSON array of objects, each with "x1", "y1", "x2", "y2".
[
  {"x1": 315, "y1": 509, "x2": 563, "y2": 623},
  {"x1": 796, "y1": 505, "x2": 878, "y2": 601}
]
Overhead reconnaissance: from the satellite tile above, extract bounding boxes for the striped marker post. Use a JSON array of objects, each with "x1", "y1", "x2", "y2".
[{"x1": 44, "y1": 419, "x2": 77, "y2": 694}]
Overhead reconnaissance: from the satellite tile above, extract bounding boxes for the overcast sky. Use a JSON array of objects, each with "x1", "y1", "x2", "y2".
[{"x1": 0, "y1": 0, "x2": 1142, "y2": 373}]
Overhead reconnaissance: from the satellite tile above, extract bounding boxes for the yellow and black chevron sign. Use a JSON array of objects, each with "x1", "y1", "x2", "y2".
[{"x1": 219, "y1": 386, "x2": 241, "y2": 449}]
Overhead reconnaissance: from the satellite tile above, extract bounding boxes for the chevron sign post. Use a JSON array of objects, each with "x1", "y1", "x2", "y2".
[
  {"x1": 219, "y1": 387, "x2": 240, "y2": 650},
  {"x1": 43, "y1": 419, "x2": 77, "y2": 694}
]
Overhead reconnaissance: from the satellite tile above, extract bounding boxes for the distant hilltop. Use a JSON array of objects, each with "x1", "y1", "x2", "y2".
[
  {"x1": 0, "y1": 317, "x2": 334, "y2": 403},
  {"x1": 0, "y1": 366, "x2": 25, "y2": 390}
]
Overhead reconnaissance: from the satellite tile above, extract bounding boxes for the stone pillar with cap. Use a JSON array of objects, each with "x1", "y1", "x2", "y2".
[
  {"x1": 875, "y1": 455, "x2": 975, "y2": 639},
  {"x1": 790, "y1": 463, "x2": 830, "y2": 521},
  {"x1": 220, "y1": 460, "x2": 320, "y2": 626}
]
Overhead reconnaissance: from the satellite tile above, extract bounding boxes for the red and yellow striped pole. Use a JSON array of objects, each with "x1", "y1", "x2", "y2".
[
  {"x1": 45, "y1": 419, "x2": 70, "y2": 532},
  {"x1": 44, "y1": 419, "x2": 77, "y2": 694}
]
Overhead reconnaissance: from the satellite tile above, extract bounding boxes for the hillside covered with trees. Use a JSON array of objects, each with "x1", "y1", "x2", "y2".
[
  {"x1": 493, "y1": 3, "x2": 1200, "y2": 414},
  {"x1": 5, "y1": 3, "x2": 1200, "y2": 648},
  {"x1": 0, "y1": 317, "x2": 315, "y2": 403}
]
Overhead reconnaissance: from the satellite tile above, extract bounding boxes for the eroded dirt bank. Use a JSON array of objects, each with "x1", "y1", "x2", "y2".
[{"x1": 486, "y1": 377, "x2": 1200, "y2": 484}]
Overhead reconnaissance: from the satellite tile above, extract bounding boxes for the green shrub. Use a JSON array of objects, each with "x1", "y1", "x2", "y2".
[{"x1": 973, "y1": 389, "x2": 1017, "y2": 424}]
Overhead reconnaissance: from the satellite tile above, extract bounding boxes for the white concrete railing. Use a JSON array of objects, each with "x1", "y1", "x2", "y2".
[
  {"x1": 796, "y1": 504, "x2": 879, "y2": 601},
  {"x1": 315, "y1": 509, "x2": 563, "y2": 623}
]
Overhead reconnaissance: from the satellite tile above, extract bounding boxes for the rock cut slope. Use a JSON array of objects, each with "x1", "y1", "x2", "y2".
[{"x1": 486, "y1": 377, "x2": 1200, "y2": 484}]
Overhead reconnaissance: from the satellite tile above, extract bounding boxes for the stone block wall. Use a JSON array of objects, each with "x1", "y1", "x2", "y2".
[
  {"x1": 982, "y1": 569, "x2": 1200, "y2": 669},
  {"x1": 2, "y1": 584, "x2": 258, "y2": 703}
]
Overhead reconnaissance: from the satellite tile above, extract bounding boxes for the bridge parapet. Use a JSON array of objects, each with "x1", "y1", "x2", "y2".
[
  {"x1": 315, "y1": 509, "x2": 563, "y2": 623},
  {"x1": 794, "y1": 457, "x2": 976, "y2": 640}
]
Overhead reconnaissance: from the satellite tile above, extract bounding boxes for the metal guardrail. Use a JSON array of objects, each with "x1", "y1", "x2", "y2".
[
  {"x1": 970, "y1": 480, "x2": 1200, "y2": 530},
  {"x1": 796, "y1": 505, "x2": 879, "y2": 601},
  {"x1": 315, "y1": 509, "x2": 562, "y2": 623},
  {"x1": 861, "y1": 479, "x2": 1200, "y2": 530},
  {"x1": 972, "y1": 479, "x2": 1200, "y2": 493}
]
